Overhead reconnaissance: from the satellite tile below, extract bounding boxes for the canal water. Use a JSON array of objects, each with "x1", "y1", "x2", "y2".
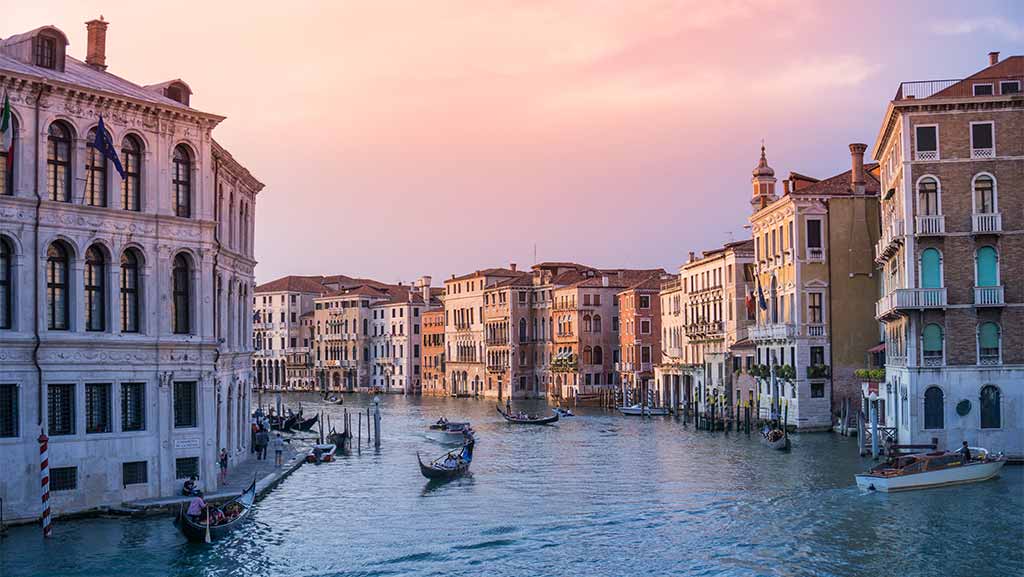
[{"x1": 2, "y1": 393, "x2": 1021, "y2": 577}]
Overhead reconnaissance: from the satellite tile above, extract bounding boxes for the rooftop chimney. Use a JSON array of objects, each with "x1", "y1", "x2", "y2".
[
  {"x1": 849, "y1": 143, "x2": 867, "y2": 195},
  {"x1": 988, "y1": 51, "x2": 1000, "y2": 66},
  {"x1": 688, "y1": 251, "x2": 696, "y2": 263},
  {"x1": 509, "y1": 263, "x2": 517, "y2": 272},
  {"x1": 85, "y1": 16, "x2": 108, "y2": 71}
]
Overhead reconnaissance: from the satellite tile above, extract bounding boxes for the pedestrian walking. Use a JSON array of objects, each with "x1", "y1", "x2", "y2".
[
  {"x1": 273, "y1": 432, "x2": 285, "y2": 466},
  {"x1": 250, "y1": 419, "x2": 258, "y2": 454},
  {"x1": 255, "y1": 428, "x2": 270, "y2": 460},
  {"x1": 217, "y1": 448, "x2": 229, "y2": 484}
]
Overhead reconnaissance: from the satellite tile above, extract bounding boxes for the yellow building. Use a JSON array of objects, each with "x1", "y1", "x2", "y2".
[{"x1": 747, "y1": 144, "x2": 881, "y2": 430}]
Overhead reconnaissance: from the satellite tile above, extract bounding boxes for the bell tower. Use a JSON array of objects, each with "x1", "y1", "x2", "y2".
[{"x1": 751, "y1": 143, "x2": 777, "y2": 212}]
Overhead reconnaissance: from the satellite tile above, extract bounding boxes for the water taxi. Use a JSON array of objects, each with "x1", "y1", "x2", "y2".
[{"x1": 855, "y1": 447, "x2": 1006, "y2": 492}]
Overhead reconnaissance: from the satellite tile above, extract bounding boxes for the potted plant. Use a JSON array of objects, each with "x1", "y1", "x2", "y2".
[
  {"x1": 854, "y1": 368, "x2": 885, "y2": 382},
  {"x1": 806, "y1": 364, "x2": 831, "y2": 379},
  {"x1": 776, "y1": 364, "x2": 796, "y2": 382}
]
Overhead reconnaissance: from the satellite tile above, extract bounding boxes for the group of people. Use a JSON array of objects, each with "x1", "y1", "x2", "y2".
[
  {"x1": 251, "y1": 417, "x2": 287, "y2": 466},
  {"x1": 186, "y1": 494, "x2": 243, "y2": 527}
]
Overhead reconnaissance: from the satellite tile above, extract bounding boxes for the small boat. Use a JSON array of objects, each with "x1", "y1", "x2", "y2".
[
  {"x1": 271, "y1": 412, "x2": 301, "y2": 432},
  {"x1": 553, "y1": 407, "x2": 574, "y2": 417},
  {"x1": 326, "y1": 396, "x2": 339, "y2": 403},
  {"x1": 496, "y1": 405, "x2": 559, "y2": 425},
  {"x1": 429, "y1": 417, "x2": 452, "y2": 430},
  {"x1": 417, "y1": 439, "x2": 475, "y2": 480},
  {"x1": 306, "y1": 443, "x2": 337, "y2": 463},
  {"x1": 855, "y1": 447, "x2": 1006, "y2": 492},
  {"x1": 761, "y1": 429, "x2": 791, "y2": 451},
  {"x1": 296, "y1": 413, "x2": 319, "y2": 432},
  {"x1": 433, "y1": 421, "x2": 473, "y2": 435},
  {"x1": 617, "y1": 404, "x2": 669, "y2": 416},
  {"x1": 175, "y1": 478, "x2": 256, "y2": 543}
]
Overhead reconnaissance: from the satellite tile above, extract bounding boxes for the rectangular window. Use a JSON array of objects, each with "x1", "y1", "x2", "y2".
[
  {"x1": 971, "y1": 122, "x2": 994, "y2": 157},
  {"x1": 173, "y1": 381, "x2": 197, "y2": 428},
  {"x1": 811, "y1": 382, "x2": 825, "y2": 398},
  {"x1": 810, "y1": 346, "x2": 825, "y2": 367},
  {"x1": 808, "y1": 293, "x2": 823, "y2": 324},
  {"x1": 51, "y1": 466, "x2": 77, "y2": 491},
  {"x1": 85, "y1": 383, "x2": 112, "y2": 434},
  {"x1": 972, "y1": 83, "x2": 993, "y2": 96},
  {"x1": 175, "y1": 457, "x2": 199, "y2": 480},
  {"x1": 0, "y1": 384, "x2": 17, "y2": 437},
  {"x1": 640, "y1": 319, "x2": 651, "y2": 335},
  {"x1": 583, "y1": 294, "x2": 591, "y2": 306},
  {"x1": 915, "y1": 125, "x2": 937, "y2": 158},
  {"x1": 290, "y1": 337, "x2": 297, "y2": 348},
  {"x1": 34, "y1": 37, "x2": 57, "y2": 69},
  {"x1": 612, "y1": 316, "x2": 619, "y2": 332},
  {"x1": 48, "y1": 383, "x2": 75, "y2": 436},
  {"x1": 639, "y1": 295, "x2": 650, "y2": 309},
  {"x1": 641, "y1": 346, "x2": 652, "y2": 364},
  {"x1": 122, "y1": 461, "x2": 148, "y2": 486},
  {"x1": 1000, "y1": 80, "x2": 1020, "y2": 94},
  {"x1": 806, "y1": 220, "x2": 822, "y2": 249},
  {"x1": 121, "y1": 382, "x2": 145, "y2": 432}
]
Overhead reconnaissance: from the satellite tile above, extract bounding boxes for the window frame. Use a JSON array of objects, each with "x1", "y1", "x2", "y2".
[
  {"x1": 84, "y1": 126, "x2": 109, "y2": 207},
  {"x1": 121, "y1": 382, "x2": 146, "y2": 432},
  {"x1": 923, "y1": 386, "x2": 944, "y2": 430},
  {"x1": 969, "y1": 121, "x2": 995, "y2": 158},
  {"x1": 46, "y1": 122, "x2": 72, "y2": 202},
  {"x1": 914, "y1": 124, "x2": 939, "y2": 160},
  {"x1": 0, "y1": 114, "x2": 16, "y2": 196},
  {"x1": 47, "y1": 383, "x2": 76, "y2": 436},
  {"x1": 120, "y1": 249, "x2": 140, "y2": 333},
  {"x1": 84, "y1": 245, "x2": 106, "y2": 332},
  {"x1": 122, "y1": 460, "x2": 148, "y2": 487},
  {"x1": 121, "y1": 135, "x2": 142, "y2": 211},
  {"x1": 0, "y1": 237, "x2": 12, "y2": 329},
  {"x1": 979, "y1": 385, "x2": 1001, "y2": 429},
  {"x1": 999, "y1": 80, "x2": 1020, "y2": 94},
  {"x1": 970, "y1": 172, "x2": 997, "y2": 215},
  {"x1": 85, "y1": 382, "x2": 112, "y2": 434},
  {"x1": 919, "y1": 248, "x2": 944, "y2": 289},
  {"x1": 971, "y1": 83, "x2": 994, "y2": 96},
  {"x1": 173, "y1": 381, "x2": 198, "y2": 429},
  {"x1": 974, "y1": 246, "x2": 999, "y2": 288},
  {"x1": 172, "y1": 145, "x2": 192, "y2": 218},
  {"x1": 0, "y1": 383, "x2": 18, "y2": 437},
  {"x1": 977, "y1": 322, "x2": 1001, "y2": 365},
  {"x1": 916, "y1": 175, "x2": 942, "y2": 216},
  {"x1": 46, "y1": 242, "x2": 70, "y2": 330},
  {"x1": 172, "y1": 253, "x2": 191, "y2": 334}
]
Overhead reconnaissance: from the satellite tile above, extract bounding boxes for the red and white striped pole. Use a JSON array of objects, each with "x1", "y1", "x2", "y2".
[{"x1": 38, "y1": 431, "x2": 51, "y2": 538}]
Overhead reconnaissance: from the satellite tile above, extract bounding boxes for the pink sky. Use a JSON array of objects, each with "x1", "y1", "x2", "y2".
[{"x1": 6, "y1": 1, "x2": 1022, "y2": 284}]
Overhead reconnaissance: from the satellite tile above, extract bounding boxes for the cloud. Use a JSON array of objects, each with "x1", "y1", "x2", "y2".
[{"x1": 929, "y1": 17, "x2": 1024, "y2": 41}]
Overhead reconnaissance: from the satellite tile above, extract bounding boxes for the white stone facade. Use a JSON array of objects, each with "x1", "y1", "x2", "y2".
[{"x1": 0, "y1": 23, "x2": 262, "y2": 521}]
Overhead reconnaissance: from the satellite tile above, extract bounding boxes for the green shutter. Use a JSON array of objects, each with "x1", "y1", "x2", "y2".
[
  {"x1": 979, "y1": 322, "x2": 999, "y2": 349},
  {"x1": 923, "y1": 324, "x2": 943, "y2": 353},
  {"x1": 921, "y1": 249, "x2": 941, "y2": 288},
  {"x1": 976, "y1": 247, "x2": 998, "y2": 287}
]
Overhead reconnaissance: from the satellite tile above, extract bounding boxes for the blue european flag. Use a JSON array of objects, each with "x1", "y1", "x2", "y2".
[
  {"x1": 94, "y1": 116, "x2": 126, "y2": 179},
  {"x1": 757, "y1": 281, "x2": 768, "y2": 311}
]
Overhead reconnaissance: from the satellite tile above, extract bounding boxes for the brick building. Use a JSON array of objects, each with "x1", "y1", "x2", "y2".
[
  {"x1": 617, "y1": 274, "x2": 668, "y2": 406},
  {"x1": 421, "y1": 308, "x2": 446, "y2": 396}
]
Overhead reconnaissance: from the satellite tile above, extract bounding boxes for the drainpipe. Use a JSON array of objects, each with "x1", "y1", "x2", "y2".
[{"x1": 31, "y1": 83, "x2": 44, "y2": 427}]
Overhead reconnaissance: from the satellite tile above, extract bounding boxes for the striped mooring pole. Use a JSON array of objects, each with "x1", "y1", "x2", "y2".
[{"x1": 39, "y1": 431, "x2": 51, "y2": 538}]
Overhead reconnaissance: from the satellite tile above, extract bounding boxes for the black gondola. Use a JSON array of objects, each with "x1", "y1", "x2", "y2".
[
  {"x1": 496, "y1": 405, "x2": 559, "y2": 425},
  {"x1": 296, "y1": 413, "x2": 319, "y2": 432},
  {"x1": 417, "y1": 439, "x2": 474, "y2": 480},
  {"x1": 174, "y1": 478, "x2": 256, "y2": 543},
  {"x1": 271, "y1": 412, "x2": 301, "y2": 432}
]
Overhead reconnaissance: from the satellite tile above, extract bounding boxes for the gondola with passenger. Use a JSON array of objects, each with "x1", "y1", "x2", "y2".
[
  {"x1": 175, "y1": 478, "x2": 256, "y2": 543},
  {"x1": 417, "y1": 438, "x2": 475, "y2": 480},
  {"x1": 496, "y1": 405, "x2": 559, "y2": 425}
]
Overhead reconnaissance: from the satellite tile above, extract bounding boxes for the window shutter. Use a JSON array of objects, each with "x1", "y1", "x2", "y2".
[
  {"x1": 976, "y1": 247, "x2": 998, "y2": 287},
  {"x1": 921, "y1": 249, "x2": 942, "y2": 288}
]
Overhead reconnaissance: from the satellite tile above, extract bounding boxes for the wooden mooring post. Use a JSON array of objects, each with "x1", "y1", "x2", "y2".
[{"x1": 358, "y1": 411, "x2": 362, "y2": 454}]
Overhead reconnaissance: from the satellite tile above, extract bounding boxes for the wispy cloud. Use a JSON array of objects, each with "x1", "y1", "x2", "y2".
[{"x1": 929, "y1": 17, "x2": 1024, "y2": 41}]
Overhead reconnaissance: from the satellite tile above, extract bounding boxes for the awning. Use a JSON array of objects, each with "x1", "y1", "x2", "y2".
[{"x1": 867, "y1": 342, "x2": 886, "y2": 353}]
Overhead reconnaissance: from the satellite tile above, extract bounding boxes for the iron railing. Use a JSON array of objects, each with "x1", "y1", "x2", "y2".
[{"x1": 895, "y1": 76, "x2": 1022, "y2": 100}]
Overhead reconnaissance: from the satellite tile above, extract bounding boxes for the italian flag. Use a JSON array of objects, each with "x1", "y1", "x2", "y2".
[{"x1": 0, "y1": 91, "x2": 11, "y2": 171}]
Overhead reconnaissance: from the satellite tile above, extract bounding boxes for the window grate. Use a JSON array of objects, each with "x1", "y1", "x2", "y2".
[
  {"x1": 0, "y1": 383, "x2": 17, "y2": 437},
  {"x1": 47, "y1": 384, "x2": 75, "y2": 436},
  {"x1": 173, "y1": 381, "x2": 197, "y2": 428},
  {"x1": 175, "y1": 457, "x2": 199, "y2": 480},
  {"x1": 51, "y1": 466, "x2": 77, "y2": 491},
  {"x1": 85, "y1": 383, "x2": 111, "y2": 434},
  {"x1": 122, "y1": 461, "x2": 148, "y2": 486},
  {"x1": 121, "y1": 383, "x2": 145, "y2": 432}
]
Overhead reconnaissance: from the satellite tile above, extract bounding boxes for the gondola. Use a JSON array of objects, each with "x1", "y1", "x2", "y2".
[
  {"x1": 296, "y1": 413, "x2": 319, "y2": 432},
  {"x1": 417, "y1": 439, "x2": 474, "y2": 480},
  {"x1": 175, "y1": 478, "x2": 256, "y2": 543},
  {"x1": 761, "y1": 429, "x2": 791, "y2": 451},
  {"x1": 496, "y1": 405, "x2": 559, "y2": 425},
  {"x1": 271, "y1": 412, "x2": 301, "y2": 432}
]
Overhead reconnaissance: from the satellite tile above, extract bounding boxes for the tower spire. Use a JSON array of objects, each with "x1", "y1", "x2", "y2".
[{"x1": 751, "y1": 142, "x2": 777, "y2": 212}]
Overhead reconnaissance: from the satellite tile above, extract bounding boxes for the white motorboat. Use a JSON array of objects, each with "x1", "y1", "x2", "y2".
[
  {"x1": 305, "y1": 443, "x2": 337, "y2": 463},
  {"x1": 617, "y1": 404, "x2": 670, "y2": 416},
  {"x1": 855, "y1": 447, "x2": 1006, "y2": 492}
]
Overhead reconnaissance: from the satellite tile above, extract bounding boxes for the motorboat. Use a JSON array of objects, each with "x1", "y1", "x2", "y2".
[
  {"x1": 617, "y1": 404, "x2": 669, "y2": 416},
  {"x1": 553, "y1": 407, "x2": 574, "y2": 417},
  {"x1": 855, "y1": 447, "x2": 1007, "y2": 492},
  {"x1": 306, "y1": 443, "x2": 337, "y2": 464}
]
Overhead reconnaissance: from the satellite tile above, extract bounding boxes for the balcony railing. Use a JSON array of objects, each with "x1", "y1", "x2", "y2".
[
  {"x1": 640, "y1": 362, "x2": 653, "y2": 372},
  {"x1": 915, "y1": 214, "x2": 945, "y2": 235},
  {"x1": 915, "y1": 150, "x2": 938, "y2": 161},
  {"x1": 894, "y1": 76, "x2": 1023, "y2": 101},
  {"x1": 971, "y1": 147, "x2": 995, "y2": 159},
  {"x1": 664, "y1": 347, "x2": 684, "y2": 359},
  {"x1": 875, "y1": 218, "x2": 905, "y2": 262},
  {"x1": 972, "y1": 213, "x2": 1002, "y2": 234},
  {"x1": 807, "y1": 247, "x2": 824, "y2": 261},
  {"x1": 749, "y1": 323, "x2": 796, "y2": 341},
  {"x1": 805, "y1": 324, "x2": 825, "y2": 337},
  {"x1": 975, "y1": 286, "x2": 1004, "y2": 307},
  {"x1": 876, "y1": 288, "x2": 947, "y2": 318}
]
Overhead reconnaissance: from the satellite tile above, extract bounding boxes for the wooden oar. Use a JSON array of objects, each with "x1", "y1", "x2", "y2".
[{"x1": 204, "y1": 507, "x2": 211, "y2": 543}]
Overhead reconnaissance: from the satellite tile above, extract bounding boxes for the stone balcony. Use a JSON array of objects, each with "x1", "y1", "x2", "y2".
[
  {"x1": 975, "y1": 286, "x2": 1005, "y2": 307},
  {"x1": 874, "y1": 218, "x2": 905, "y2": 263},
  {"x1": 807, "y1": 247, "x2": 825, "y2": 262},
  {"x1": 876, "y1": 287, "x2": 947, "y2": 319},
  {"x1": 749, "y1": 323, "x2": 796, "y2": 341},
  {"x1": 805, "y1": 323, "x2": 825, "y2": 337},
  {"x1": 665, "y1": 347, "x2": 684, "y2": 359},
  {"x1": 972, "y1": 212, "x2": 1002, "y2": 234},
  {"x1": 685, "y1": 320, "x2": 724, "y2": 339},
  {"x1": 915, "y1": 214, "x2": 945, "y2": 235}
]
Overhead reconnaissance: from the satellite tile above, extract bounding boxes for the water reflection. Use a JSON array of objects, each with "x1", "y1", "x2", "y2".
[{"x1": 1, "y1": 393, "x2": 1021, "y2": 577}]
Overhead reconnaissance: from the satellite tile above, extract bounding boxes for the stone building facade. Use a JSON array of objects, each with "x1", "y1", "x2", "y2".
[
  {"x1": 421, "y1": 307, "x2": 446, "y2": 396},
  {"x1": 252, "y1": 276, "x2": 326, "y2": 391},
  {"x1": 872, "y1": 53, "x2": 1023, "y2": 456},
  {"x1": 616, "y1": 275, "x2": 667, "y2": 405},
  {"x1": 0, "y1": 21, "x2": 262, "y2": 521}
]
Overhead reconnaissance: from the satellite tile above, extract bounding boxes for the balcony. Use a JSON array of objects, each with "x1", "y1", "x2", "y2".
[
  {"x1": 915, "y1": 150, "x2": 938, "y2": 161},
  {"x1": 805, "y1": 324, "x2": 825, "y2": 337},
  {"x1": 640, "y1": 362, "x2": 653, "y2": 372},
  {"x1": 665, "y1": 347, "x2": 684, "y2": 359},
  {"x1": 975, "y1": 286, "x2": 1004, "y2": 307},
  {"x1": 916, "y1": 214, "x2": 945, "y2": 235},
  {"x1": 807, "y1": 247, "x2": 824, "y2": 262},
  {"x1": 685, "y1": 320, "x2": 724, "y2": 339},
  {"x1": 972, "y1": 213, "x2": 1002, "y2": 234},
  {"x1": 749, "y1": 323, "x2": 796, "y2": 341},
  {"x1": 876, "y1": 288, "x2": 947, "y2": 319},
  {"x1": 971, "y1": 147, "x2": 995, "y2": 159},
  {"x1": 615, "y1": 362, "x2": 632, "y2": 372},
  {"x1": 875, "y1": 218, "x2": 905, "y2": 263}
]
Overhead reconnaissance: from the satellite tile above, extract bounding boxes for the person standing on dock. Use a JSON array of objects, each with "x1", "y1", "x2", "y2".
[
  {"x1": 218, "y1": 449, "x2": 229, "y2": 485},
  {"x1": 256, "y1": 428, "x2": 270, "y2": 461},
  {"x1": 273, "y1": 432, "x2": 285, "y2": 466}
]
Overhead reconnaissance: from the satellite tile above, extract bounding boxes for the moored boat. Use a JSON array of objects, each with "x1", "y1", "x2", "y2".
[
  {"x1": 306, "y1": 443, "x2": 337, "y2": 463},
  {"x1": 855, "y1": 447, "x2": 1006, "y2": 492},
  {"x1": 617, "y1": 404, "x2": 669, "y2": 416},
  {"x1": 174, "y1": 479, "x2": 256, "y2": 543},
  {"x1": 496, "y1": 405, "x2": 559, "y2": 425},
  {"x1": 296, "y1": 413, "x2": 319, "y2": 432},
  {"x1": 418, "y1": 438, "x2": 475, "y2": 480}
]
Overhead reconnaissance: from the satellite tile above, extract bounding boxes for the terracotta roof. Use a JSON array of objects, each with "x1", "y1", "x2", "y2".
[
  {"x1": 929, "y1": 55, "x2": 1023, "y2": 99},
  {"x1": 255, "y1": 276, "x2": 327, "y2": 294},
  {"x1": 788, "y1": 164, "x2": 880, "y2": 197},
  {"x1": 446, "y1": 268, "x2": 521, "y2": 283},
  {"x1": 489, "y1": 273, "x2": 534, "y2": 289},
  {"x1": 619, "y1": 273, "x2": 668, "y2": 293},
  {"x1": 731, "y1": 338, "x2": 754, "y2": 349},
  {"x1": 571, "y1": 269, "x2": 666, "y2": 289}
]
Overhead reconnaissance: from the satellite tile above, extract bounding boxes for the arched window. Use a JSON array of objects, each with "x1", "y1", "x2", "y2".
[
  {"x1": 582, "y1": 346, "x2": 592, "y2": 365},
  {"x1": 978, "y1": 322, "x2": 1000, "y2": 364},
  {"x1": 593, "y1": 346, "x2": 603, "y2": 365},
  {"x1": 518, "y1": 317, "x2": 527, "y2": 343},
  {"x1": 920, "y1": 248, "x2": 942, "y2": 288},
  {"x1": 47, "y1": 122, "x2": 72, "y2": 202},
  {"x1": 85, "y1": 127, "x2": 108, "y2": 207},
  {"x1": 770, "y1": 276, "x2": 778, "y2": 323},
  {"x1": 84, "y1": 245, "x2": 105, "y2": 331},
  {"x1": 0, "y1": 237, "x2": 11, "y2": 328},
  {"x1": 120, "y1": 249, "x2": 140, "y2": 333},
  {"x1": 46, "y1": 242, "x2": 69, "y2": 330},
  {"x1": 583, "y1": 314, "x2": 592, "y2": 333},
  {"x1": 172, "y1": 145, "x2": 192, "y2": 218},
  {"x1": 973, "y1": 174, "x2": 996, "y2": 214},
  {"x1": 121, "y1": 135, "x2": 142, "y2": 211},
  {"x1": 980, "y1": 385, "x2": 1000, "y2": 429},
  {"x1": 593, "y1": 314, "x2": 602, "y2": 333},
  {"x1": 1, "y1": 114, "x2": 17, "y2": 195},
  {"x1": 172, "y1": 253, "x2": 190, "y2": 334},
  {"x1": 923, "y1": 386, "x2": 943, "y2": 429},
  {"x1": 975, "y1": 246, "x2": 998, "y2": 287},
  {"x1": 922, "y1": 323, "x2": 943, "y2": 365},
  {"x1": 917, "y1": 176, "x2": 939, "y2": 215}
]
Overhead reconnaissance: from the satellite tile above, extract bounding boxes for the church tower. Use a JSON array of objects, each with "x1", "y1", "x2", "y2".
[{"x1": 750, "y1": 144, "x2": 777, "y2": 212}]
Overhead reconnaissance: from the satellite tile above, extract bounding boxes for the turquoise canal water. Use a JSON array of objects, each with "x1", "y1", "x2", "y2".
[{"x1": 2, "y1": 393, "x2": 1022, "y2": 577}]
